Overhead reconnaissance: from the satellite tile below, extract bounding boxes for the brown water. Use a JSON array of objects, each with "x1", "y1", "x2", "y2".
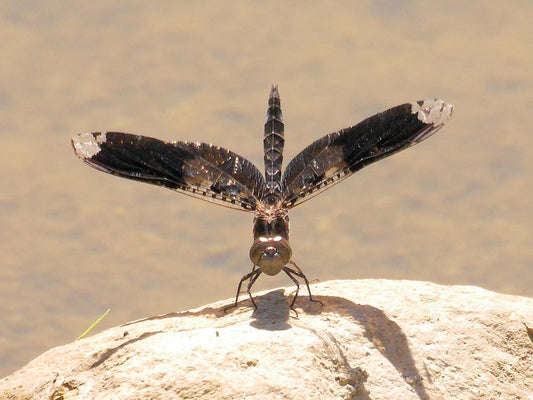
[{"x1": 1, "y1": 1, "x2": 531, "y2": 377}]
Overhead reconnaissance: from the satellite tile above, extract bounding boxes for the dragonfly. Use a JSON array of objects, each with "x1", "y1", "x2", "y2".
[{"x1": 72, "y1": 86, "x2": 453, "y2": 312}]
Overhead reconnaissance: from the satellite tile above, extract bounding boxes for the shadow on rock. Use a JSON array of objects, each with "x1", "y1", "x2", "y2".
[
  {"x1": 305, "y1": 294, "x2": 430, "y2": 400},
  {"x1": 249, "y1": 289, "x2": 292, "y2": 330},
  {"x1": 89, "y1": 331, "x2": 161, "y2": 369},
  {"x1": 120, "y1": 288, "x2": 429, "y2": 399}
]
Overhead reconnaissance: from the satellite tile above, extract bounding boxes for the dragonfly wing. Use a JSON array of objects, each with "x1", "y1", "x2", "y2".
[
  {"x1": 72, "y1": 132, "x2": 265, "y2": 211},
  {"x1": 282, "y1": 100, "x2": 453, "y2": 208}
]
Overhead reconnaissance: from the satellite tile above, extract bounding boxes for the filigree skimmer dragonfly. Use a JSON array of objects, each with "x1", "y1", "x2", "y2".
[{"x1": 72, "y1": 86, "x2": 453, "y2": 312}]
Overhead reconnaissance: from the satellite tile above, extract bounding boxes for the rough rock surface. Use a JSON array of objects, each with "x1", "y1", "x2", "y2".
[{"x1": 1, "y1": 280, "x2": 533, "y2": 400}]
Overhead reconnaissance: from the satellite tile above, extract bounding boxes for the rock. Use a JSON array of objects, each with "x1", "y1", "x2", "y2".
[{"x1": 1, "y1": 280, "x2": 533, "y2": 400}]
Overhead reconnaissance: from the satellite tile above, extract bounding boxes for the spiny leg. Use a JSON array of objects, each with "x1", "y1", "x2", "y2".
[
  {"x1": 224, "y1": 268, "x2": 261, "y2": 313},
  {"x1": 283, "y1": 267, "x2": 301, "y2": 314},
  {"x1": 286, "y1": 261, "x2": 324, "y2": 307},
  {"x1": 246, "y1": 268, "x2": 263, "y2": 311}
]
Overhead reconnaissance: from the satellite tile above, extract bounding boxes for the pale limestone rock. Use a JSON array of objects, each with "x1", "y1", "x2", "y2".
[{"x1": 1, "y1": 280, "x2": 533, "y2": 400}]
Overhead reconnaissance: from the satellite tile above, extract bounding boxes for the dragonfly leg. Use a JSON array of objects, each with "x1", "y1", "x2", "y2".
[
  {"x1": 286, "y1": 261, "x2": 324, "y2": 307},
  {"x1": 224, "y1": 267, "x2": 261, "y2": 313},
  {"x1": 246, "y1": 268, "x2": 263, "y2": 311},
  {"x1": 283, "y1": 267, "x2": 301, "y2": 316}
]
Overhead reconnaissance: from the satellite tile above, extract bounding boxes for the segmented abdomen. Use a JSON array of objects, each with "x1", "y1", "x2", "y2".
[{"x1": 263, "y1": 85, "x2": 285, "y2": 206}]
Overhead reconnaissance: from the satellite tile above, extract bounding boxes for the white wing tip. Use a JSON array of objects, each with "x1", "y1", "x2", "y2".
[
  {"x1": 411, "y1": 99, "x2": 454, "y2": 127},
  {"x1": 72, "y1": 132, "x2": 107, "y2": 159}
]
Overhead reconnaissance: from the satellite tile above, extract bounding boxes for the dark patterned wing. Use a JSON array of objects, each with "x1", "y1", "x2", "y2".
[
  {"x1": 282, "y1": 99, "x2": 453, "y2": 208},
  {"x1": 72, "y1": 132, "x2": 266, "y2": 211}
]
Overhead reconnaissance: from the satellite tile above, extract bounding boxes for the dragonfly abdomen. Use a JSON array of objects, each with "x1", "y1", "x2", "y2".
[{"x1": 263, "y1": 85, "x2": 285, "y2": 206}]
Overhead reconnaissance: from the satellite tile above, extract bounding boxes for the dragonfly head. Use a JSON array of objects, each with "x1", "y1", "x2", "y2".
[{"x1": 249, "y1": 236, "x2": 292, "y2": 276}]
